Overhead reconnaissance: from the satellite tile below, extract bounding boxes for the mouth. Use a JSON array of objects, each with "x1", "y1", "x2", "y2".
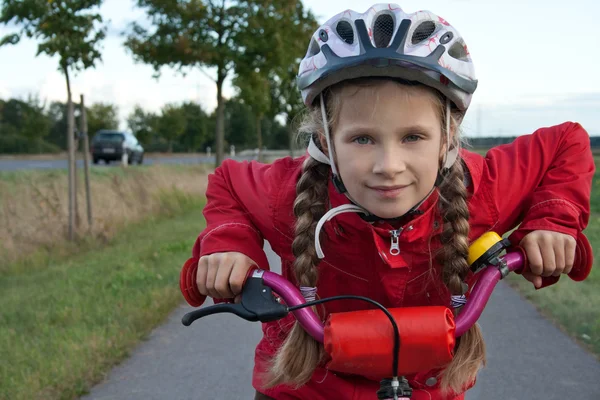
[
  {"x1": 369, "y1": 185, "x2": 410, "y2": 191},
  {"x1": 368, "y1": 184, "x2": 410, "y2": 198}
]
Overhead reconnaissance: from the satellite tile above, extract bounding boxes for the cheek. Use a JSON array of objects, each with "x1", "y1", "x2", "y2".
[
  {"x1": 410, "y1": 145, "x2": 441, "y2": 182},
  {"x1": 420, "y1": 154, "x2": 441, "y2": 183},
  {"x1": 337, "y1": 151, "x2": 361, "y2": 179},
  {"x1": 334, "y1": 142, "x2": 370, "y2": 178}
]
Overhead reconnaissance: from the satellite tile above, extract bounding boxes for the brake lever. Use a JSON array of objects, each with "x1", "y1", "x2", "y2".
[{"x1": 181, "y1": 275, "x2": 289, "y2": 327}]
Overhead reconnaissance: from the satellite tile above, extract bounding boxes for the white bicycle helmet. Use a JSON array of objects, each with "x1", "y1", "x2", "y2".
[
  {"x1": 299, "y1": 4, "x2": 478, "y2": 260},
  {"x1": 297, "y1": 3, "x2": 477, "y2": 111}
]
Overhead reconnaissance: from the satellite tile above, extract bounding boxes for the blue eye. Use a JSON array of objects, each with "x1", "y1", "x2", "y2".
[
  {"x1": 354, "y1": 136, "x2": 372, "y2": 145},
  {"x1": 404, "y1": 135, "x2": 421, "y2": 143}
]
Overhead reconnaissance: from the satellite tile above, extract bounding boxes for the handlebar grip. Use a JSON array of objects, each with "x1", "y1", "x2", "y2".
[
  {"x1": 569, "y1": 232, "x2": 593, "y2": 281},
  {"x1": 513, "y1": 232, "x2": 593, "y2": 283},
  {"x1": 180, "y1": 258, "x2": 207, "y2": 307}
]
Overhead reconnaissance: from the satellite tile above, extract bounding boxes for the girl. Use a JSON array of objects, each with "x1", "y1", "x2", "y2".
[{"x1": 181, "y1": 4, "x2": 594, "y2": 399}]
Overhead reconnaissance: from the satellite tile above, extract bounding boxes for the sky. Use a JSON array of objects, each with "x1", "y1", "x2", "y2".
[{"x1": 0, "y1": 0, "x2": 599, "y2": 137}]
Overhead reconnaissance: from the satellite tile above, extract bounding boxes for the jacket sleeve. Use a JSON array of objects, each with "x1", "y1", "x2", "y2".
[
  {"x1": 483, "y1": 121, "x2": 594, "y2": 285},
  {"x1": 180, "y1": 159, "x2": 289, "y2": 306},
  {"x1": 191, "y1": 158, "x2": 282, "y2": 270},
  {"x1": 485, "y1": 121, "x2": 594, "y2": 238}
]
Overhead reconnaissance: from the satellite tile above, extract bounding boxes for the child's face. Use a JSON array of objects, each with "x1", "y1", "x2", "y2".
[{"x1": 329, "y1": 81, "x2": 444, "y2": 219}]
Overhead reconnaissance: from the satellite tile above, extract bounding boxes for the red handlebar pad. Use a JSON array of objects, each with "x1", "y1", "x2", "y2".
[
  {"x1": 570, "y1": 233, "x2": 593, "y2": 281},
  {"x1": 512, "y1": 232, "x2": 593, "y2": 288},
  {"x1": 180, "y1": 257, "x2": 207, "y2": 307},
  {"x1": 324, "y1": 306, "x2": 456, "y2": 378}
]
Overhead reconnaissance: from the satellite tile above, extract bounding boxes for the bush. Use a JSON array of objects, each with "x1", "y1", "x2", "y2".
[{"x1": 0, "y1": 135, "x2": 61, "y2": 154}]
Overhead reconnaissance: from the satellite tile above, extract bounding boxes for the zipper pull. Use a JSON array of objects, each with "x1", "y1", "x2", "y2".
[{"x1": 390, "y1": 229, "x2": 401, "y2": 255}]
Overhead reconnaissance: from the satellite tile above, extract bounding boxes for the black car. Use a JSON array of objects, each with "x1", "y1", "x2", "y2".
[{"x1": 91, "y1": 130, "x2": 144, "y2": 165}]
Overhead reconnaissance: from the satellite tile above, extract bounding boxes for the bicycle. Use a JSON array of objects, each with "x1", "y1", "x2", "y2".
[{"x1": 180, "y1": 232, "x2": 593, "y2": 400}]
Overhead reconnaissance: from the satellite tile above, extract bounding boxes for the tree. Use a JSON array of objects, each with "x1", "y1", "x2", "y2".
[
  {"x1": 0, "y1": 95, "x2": 51, "y2": 142},
  {"x1": 224, "y1": 97, "x2": 255, "y2": 148},
  {"x1": 22, "y1": 94, "x2": 51, "y2": 143},
  {"x1": 179, "y1": 101, "x2": 209, "y2": 152},
  {"x1": 1, "y1": 0, "x2": 107, "y2": 240},
  {"x1": 127, "y1": 105, "x2": 157, "y2": 146},
  {"x1": 233, "y1": 68, "x2": 270, "y2": 159},
  {"x1": 47, "y1": 101, "x2": 68, "y2": 149},
  {"x1": 263, "y1": 117, "x2": 289, "y2": 150},
  {"x1": 272, "y1": 63, "x2": 309, "y2": 156},
  {"x1": 269, "y1": 3, "x2": 317, "y2": 156},
  {"x1": 0, "y1": 1, "x2": 107, "y2": 132},
  {"x1": 125, "y1": 0, "x2": 245, "y2": 166},
  {"x1": 86, "y1": 102, "x2": 119, "y2": 136},
  {"x1": 157, "y1": 103, "x2": 187, "y2": 152},
  {"x1": 235, "y1": 0, "x2": 317, "y2": 157}
]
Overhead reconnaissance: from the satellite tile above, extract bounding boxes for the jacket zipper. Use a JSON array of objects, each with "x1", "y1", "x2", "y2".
[
  {"x1": 389, "y1": 225, "x2": 413, "y2": 256},
  {"x1": 389, "y1": 229, "x2": 402, "y2": 255}
]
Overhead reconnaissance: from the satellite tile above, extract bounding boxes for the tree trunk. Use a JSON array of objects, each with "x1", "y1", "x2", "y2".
[
  {"x1": 74, "y1": 135, "x2": 80, "y2": 228},
  {"x1": 256, "y1": 113, "x2": 263, "y2": 162},
  {"x1": 64, "y1": 66, "x2": 76, "y2": 240},
  {"x1": 79, "y1": 94, "x2": 93, "y2": 231},
  {"x1": 215, "y1": 69, "x2": 226, "y2": 167}
]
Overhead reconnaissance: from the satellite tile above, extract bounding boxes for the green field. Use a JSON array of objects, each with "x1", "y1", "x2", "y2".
[{"x1": 0, "y1": 202, "x2": 206, "y2": 400}]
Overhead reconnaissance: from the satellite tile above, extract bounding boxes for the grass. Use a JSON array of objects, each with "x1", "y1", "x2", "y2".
[
  {"x1": 0, "y1": 198, "x2": 206, "y2": 400},
  {"x1": 0, "y1": 163, "x2": 210, "y2": 269}
]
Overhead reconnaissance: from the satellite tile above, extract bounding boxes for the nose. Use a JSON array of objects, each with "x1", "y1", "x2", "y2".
[{"x1": 372, "y1": 146, "x2": 407, "y2": 178}]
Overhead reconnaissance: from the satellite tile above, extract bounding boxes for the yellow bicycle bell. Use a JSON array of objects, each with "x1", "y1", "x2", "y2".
[{"x1": 468, "y1": 232, "x2": 512, "y2": 274}]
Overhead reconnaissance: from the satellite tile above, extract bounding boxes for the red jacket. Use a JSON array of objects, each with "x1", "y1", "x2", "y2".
[{"x1": 187, "y1": 122, "x2": 594, "y2": 399}]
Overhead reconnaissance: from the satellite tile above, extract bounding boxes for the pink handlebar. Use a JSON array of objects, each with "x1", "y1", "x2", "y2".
[{"x1": 258, "y1": 250, "x2": 528, "y2": 342}]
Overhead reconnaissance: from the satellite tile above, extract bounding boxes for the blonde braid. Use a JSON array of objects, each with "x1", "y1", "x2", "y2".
[
  {"x1": 436, "y1": 158, "x2": 486, "y2": 394},
  {"x1": 264, "y1": 154, "x2": 330, "y2": 388}
]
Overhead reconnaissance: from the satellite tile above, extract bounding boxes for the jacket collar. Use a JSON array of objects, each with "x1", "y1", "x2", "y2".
[
  {"x1": 326, "y1": 175, "x2": 441, "y2": 243},
  {"x1": 323, "y1": 149, "x2": 480, "y2": 242}
]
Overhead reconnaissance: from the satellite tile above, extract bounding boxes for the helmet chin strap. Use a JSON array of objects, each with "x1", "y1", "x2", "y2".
[
  {"x1": 319, "y1": 93, "x2": 348, "y2": 194},
  {"x1": 437, "y1": 98, "x2": 459, "y2": 185}
]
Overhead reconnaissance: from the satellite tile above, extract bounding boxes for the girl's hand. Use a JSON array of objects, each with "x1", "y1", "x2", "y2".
[
  {"x1": 518, "y1": 230, "x2": 576, "y2": 288},
  {"x1": 196, "y1": 252, "x2": 257, "y2": 301}
]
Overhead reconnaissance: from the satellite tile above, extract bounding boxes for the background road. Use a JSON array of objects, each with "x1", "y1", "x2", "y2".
[{"x1": 0, "y1": 155, "x2": 253, "y2": 171}]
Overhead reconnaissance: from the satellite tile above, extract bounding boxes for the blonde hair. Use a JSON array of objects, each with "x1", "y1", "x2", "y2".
[{"x1": 264, "y1": 78, "x2": 485, "y2": 394}]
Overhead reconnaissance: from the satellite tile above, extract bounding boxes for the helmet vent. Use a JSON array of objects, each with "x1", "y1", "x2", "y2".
[
  {"x1": 449, "y1": 40, "x2": 469, "y2": 60},
  {"x1": 373, "y1": 14, "x2": 394, "y2": 48},
  {"x1": 411, "y1": 20, "x2": 436, "y2": 44},
  {"x1": 336, "y1": 20, "x2": 354, "y2": 44},
  {"x1": 308, "y1": 38, "x2": 320, "y2": 57}
]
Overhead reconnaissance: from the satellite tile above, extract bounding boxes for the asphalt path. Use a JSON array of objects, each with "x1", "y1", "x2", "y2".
[
  {"x1": 0, "y1": 155, "x2": 256, "y2": 171},
  {"x1": 81, "y1": 242, "x2": 600, "y2": 400}
]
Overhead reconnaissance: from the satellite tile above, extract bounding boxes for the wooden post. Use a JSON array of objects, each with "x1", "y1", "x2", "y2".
[
  {"x1": 74, "y1": 127, "x2": 80, "y2": 228},
  {"x1": 66, "y1": 86, "x2": 75, "y2": 240},
  {"x1": 80, "y1": 94, "x2": 93, "y2": 230}
]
